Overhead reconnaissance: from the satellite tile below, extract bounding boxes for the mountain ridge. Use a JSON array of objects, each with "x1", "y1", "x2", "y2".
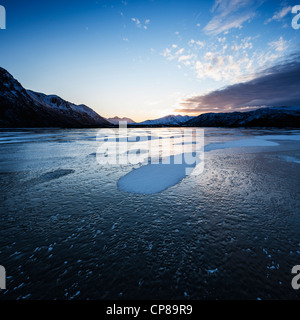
[
  {"x1": 137, "y1": 114, "x2": 195, "y2": 126},
  {"x1": 1, "y1": 67, "x2": 299, "y2": 128},
  {"x1": 106, "y1": 116, "x2": 136, "y2": 124},
  {"x1": 185, "y1": 106, "x2": 300, "y2": 128},
  {"x1": 0, "y1": 67, "x2": 110, "y2": 128}
]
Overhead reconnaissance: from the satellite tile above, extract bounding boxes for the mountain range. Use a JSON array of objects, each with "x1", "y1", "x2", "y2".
[
  {"x1": 185, "y1": 106, "x2": 300, "y2": 128},
  {"x1": 0, "y1": 67, "x2": 299, "y2": 128}
]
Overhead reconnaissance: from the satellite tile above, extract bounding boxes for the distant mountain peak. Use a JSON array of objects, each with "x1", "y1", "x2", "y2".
[
  {"x1": 106, "y1": 116, "x2": 136, "y2": 124},
  {"x1": 137, "y1": 114, "x2": 195, "y2": 126}
]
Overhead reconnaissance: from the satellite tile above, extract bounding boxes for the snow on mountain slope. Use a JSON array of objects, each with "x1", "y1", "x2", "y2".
[
  {"x1": 138, "y1": 115, "x2": 194, "y2": 126},
  {"x1": 185, "y1": 106, "x2": 300, "y2": 128},
  {"x1": 0, "y1": 67, "x2": 109, "y2": 128},
  {"x1": 27, "y1": 90, "x2": 106, "y2": 123},
  {"x1": 106, "y1": 116, "x2": 136, "y2": 124}
]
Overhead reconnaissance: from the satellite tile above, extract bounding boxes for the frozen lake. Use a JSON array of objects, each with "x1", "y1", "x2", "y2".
[{"x1": 0, "y1": 127, "x2": 300, "y2": 299}]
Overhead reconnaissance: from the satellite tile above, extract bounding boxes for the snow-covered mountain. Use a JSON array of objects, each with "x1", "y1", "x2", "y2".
[
  {"x1": 106, "y1": 116, "x2": 135, "y2": 125},
  {"x1": 0, "y1": 67, "x2": 109, "y2": 128},
  {"x1": 185, "y1": 106, "x2": 300, "y2": 128},
  {"x1": 138, "y1": 114, "x2": 195, "y2": 126}
]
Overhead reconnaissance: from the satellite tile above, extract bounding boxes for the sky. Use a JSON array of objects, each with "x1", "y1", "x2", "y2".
[{"x1": 0, "y1": 0, "x2": 300, "y2": 121}]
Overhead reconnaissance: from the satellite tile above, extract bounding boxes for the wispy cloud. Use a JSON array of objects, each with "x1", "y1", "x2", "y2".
[
  {"x1": 162, "y1": 31, "x2": 290, "y2": 84},
  {"x1": 204, "y1": 0, "x2": 262, "y2": 36},
  {"x1": 162, "y1": 37, "x2": 253, "y2": 82},
  {"x1": 188, "y1": 39, "x2": 205, "y2": 48},
  {"x1": 194, "y1": 52, "x2": 243, "y2": 81},
  {"x1": 266, "y1": 6, "x2": 292, "y2": 24},
  {"x1": 178, "y1": 54, "x2": 195, "y2": 62},
  {"x1": 176, "y1": 54, "x2": 300, "y2": 114},
  {"x1": 162, "y1": 47, "x2": 185, "y2": 60},
  {"x1": 268, "y1": 36, "x2": 289, "y2": 52},
  {"x1": 131, "y1": 18, "x2": 150, "y2": 30}
]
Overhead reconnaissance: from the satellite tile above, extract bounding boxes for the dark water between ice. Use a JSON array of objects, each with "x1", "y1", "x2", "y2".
[{"x1": 0, "y1": 127, "x2": 300, "y2": 300}]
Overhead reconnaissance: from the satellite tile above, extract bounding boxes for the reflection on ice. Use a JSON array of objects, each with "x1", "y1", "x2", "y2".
[{"x1": 205, "y1": 138, "x2": 278, "y2": 151}]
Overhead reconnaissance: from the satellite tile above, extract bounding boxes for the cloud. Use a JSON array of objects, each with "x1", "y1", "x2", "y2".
[
  {"x1": 189, "y1": 39, "x2": 205, "y2": 48},
  {"x1": 203, "y1": 0, "x2": 261, "y2": 35},
  {"x1": 162, "y1": 47, "x2": 186, "y2": 61},
  {"x1": 131, "y1": 18, "x2": 150, "y2": 30},
  {"x1": 178, "y1": 54, "x2": 195, "y2": 62},
  {"x1": 191, "y1": 36, "x2": 257, "y2": 82},
  {"x1": 176, "y1": 48, "x2": 185, "y2": 55},
  {"x1": 266, "y1": 6, "x2": 292, "y2": 23},
  {"x1": 268, "y1": 36, "x2": 289, "y2": 52},
  {"x1": 131, "y1": 17, "x2": 141, "y2": 26},
  {"x1": 163, "y1": 47, "x2": 241, "y2": 82},
  {"x1": 176, "y1": 54, "x2": 300, "y2": 114},
  {"x1": 194, "y1": 52, "x2": 242, "y2": 81},
  {"x1": 162, "y1": 30, "x2": 290, "y2": 84}
]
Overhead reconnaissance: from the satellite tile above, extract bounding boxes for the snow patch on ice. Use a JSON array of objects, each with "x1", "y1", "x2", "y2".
[
  {"x1": 207, "y1": 268, "x2": 218, "y2": 274},
  {"x1": 117, "y1": 154, "x2": 198, "y2": 194},
  {"x1": 278, "y1": 155, "x2": 300, "y2": 164}
]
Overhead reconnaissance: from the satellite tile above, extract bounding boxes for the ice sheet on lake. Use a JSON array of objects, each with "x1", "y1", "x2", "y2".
[
  {"x1": 205, "y1": 134, "x2": 300, "y2": 152},
  {"x1": 255, "y1": 135, "x2": 300, "y2": 141},
  {"x1": 117, "y1": 134, "x2": 300, "y2": 194},
  {"x1": 205, "y1": 138, "x2": 279, "y2": 152}
]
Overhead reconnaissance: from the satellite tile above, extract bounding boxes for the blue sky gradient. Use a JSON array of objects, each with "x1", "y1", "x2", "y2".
[{"x1": 0, "y1": 0, "x2": 299, "y2": 121}]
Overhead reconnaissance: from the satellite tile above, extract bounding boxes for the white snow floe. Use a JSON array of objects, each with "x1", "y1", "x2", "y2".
[
  {"x1": 279, "y1": 155, "x2": 300, "y2": 164},
  {"x1": 207, "y1": 268, "x2": 218, "y2": 274},
  {"x1": 205, "y1": 138, "x2": 278, "y2": 152},
  {"x1": 118, "y1": 154, "x2": 199, "y2": 194}
]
